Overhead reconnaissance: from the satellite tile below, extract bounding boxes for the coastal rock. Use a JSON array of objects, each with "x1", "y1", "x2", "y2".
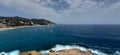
[
  {"x1": 48, "y1": 49, "x2": 92, "y2": 55},
  {"x1": 49, "y1": 50, "x2": 55, "y2": 52},
  {"x1": 20, "y1": 51, "x2": 43, "y2": 55},
  {"x1": 18, "y1": 49, "x2": 92, "y2": 55}
]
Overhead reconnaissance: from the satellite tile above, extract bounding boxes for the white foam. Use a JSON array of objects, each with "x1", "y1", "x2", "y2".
[
  {"x1": 113, "y1": 51, "x2": 120, "y2": 55},
  {"x1": 0, "y1": 50, "x2": 20, "y2": 55},
  {"x1": 40, "y1": 45, "x2": 87, "y2": 54},
  {"x1": 40, "y1": 44, "x2": 107, "y2": 55},
  {"x1": 0, "y1": 52, "x2": 8, "y2": 55},
  {"x1": 40, "y1": 50, "x2": 49, "y2": 54},
  {"x1": 0, "y1": 45, "x2": 118, "y2": 55},
  {"x1": 51, "y1": 45, "x2": 87, "y2": 51}
]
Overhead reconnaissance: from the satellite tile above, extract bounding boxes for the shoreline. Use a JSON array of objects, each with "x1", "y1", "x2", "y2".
[
  {"x1": 0, "y1": 25, "x2": 54, "y2": 31},
  {"x1": 0, "y1": 25, "x2": 40, "y2": 31}
]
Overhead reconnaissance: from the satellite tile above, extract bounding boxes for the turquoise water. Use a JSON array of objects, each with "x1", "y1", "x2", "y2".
[{"x1": 0, "y1": 25, "x2": 120, "y2": 55}]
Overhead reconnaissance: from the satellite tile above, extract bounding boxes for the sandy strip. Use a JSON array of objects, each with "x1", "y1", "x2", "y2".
[
  {"x1": 0, "y1": 25, "x2": 54, "y2": 31},
  {"x1": 0, "y1": 26, "x2": 39, "y2": 31},
  {"x1": 0, "y1": 28, "x2": 14, "y2": 31}
]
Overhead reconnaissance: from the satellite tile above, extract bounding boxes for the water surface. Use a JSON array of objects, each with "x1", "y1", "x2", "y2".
[{"x1": 0, "y1": 25, "x2": 120, "y2": 54}]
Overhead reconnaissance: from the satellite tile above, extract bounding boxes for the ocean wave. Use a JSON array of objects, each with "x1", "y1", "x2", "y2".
[
  {"x1": 0, "y1": 45, "x2": 120, "y2": 55},
  {"x1": 113, "y1": 51, "x2": 120, "y2": 55},
  {"x1": 0, "y1": 50, "x2": 20, "y2": 55},
  {"x1": 40, "y1": 45, "x2": 107, "y2": 55}
]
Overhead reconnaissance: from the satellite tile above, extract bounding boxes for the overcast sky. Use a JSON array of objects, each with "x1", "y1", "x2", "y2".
[{"x1": 0, "y1": 0, "x2": 120, "y2": 24}]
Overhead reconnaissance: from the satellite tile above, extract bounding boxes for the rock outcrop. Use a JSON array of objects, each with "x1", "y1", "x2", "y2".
[
  {"x1": 20, "y1": 49, "x2": 92, "y2": 55},
  {"x1": 48, "y1": 49, "x2": 92, "y2": 55},
  {"x1": 20, "y1": 51, "x2": 43, "y2": 55}
]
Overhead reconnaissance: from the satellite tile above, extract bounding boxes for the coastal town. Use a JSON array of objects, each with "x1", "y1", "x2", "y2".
[{"x1": 0, "y1": 16, "x2": 54, "y2": 30}]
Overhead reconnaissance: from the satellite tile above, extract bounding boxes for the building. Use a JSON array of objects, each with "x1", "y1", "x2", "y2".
[{"x1": 0, "y1": 19, "x2": 7, "y2": 28}]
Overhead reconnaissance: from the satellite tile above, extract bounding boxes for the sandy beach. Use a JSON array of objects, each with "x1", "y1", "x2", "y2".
[
  {"x1": 0, "y1": 26, "x2": 39, "y2": 31},
  {"x1": 0, "y1": 24, "x2": 54, "y2": 31}
]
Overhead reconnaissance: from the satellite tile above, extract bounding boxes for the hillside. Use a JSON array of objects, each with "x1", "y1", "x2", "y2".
[{"x1": 0, "y1": 16, "x2": 55, "y2": 27}]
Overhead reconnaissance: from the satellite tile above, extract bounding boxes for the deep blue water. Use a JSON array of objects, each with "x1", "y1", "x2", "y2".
[{"x1": 0, "y1": 25, "x2": 120, "y2": 54}]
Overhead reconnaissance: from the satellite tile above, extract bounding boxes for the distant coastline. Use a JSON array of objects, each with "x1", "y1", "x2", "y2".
[
  {"x1": 0, "y1": 16, "x2": 55, "y2": 31},
  {"x1": 0, "y1": 25, "x2": 55, "y2": 31},
  {"x1": 0, "y1": 25, "x2": 38, "y2": 31}
]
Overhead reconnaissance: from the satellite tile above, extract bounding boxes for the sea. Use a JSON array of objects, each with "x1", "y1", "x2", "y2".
[{"x1": 0, "y1": 25, "x2": 120, "y2": 55}]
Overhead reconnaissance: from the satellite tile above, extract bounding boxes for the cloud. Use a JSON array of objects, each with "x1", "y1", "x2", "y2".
[
  {"x1": 0, "y1": 0, "x2": 61, "y2": 20},
  {"x1": 0, "y1": 0, "x2": 120, "y2": 24}
]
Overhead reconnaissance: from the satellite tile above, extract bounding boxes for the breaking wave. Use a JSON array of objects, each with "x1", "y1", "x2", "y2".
[
  {"x1": 0, "y1": 45, "x2": 120, "y2": 55},
  {"x1": 40, "y1": 45, "x2": 107, "y2": 55},
  {"x1": 0, "y1": 50, "x2": 20, "y2": 55}
]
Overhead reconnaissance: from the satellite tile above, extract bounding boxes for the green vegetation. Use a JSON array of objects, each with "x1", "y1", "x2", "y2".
[{"x1": 0, "y1": 16, "x2": 55, "y2": 27}]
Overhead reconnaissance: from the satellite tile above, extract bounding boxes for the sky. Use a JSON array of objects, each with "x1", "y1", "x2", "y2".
[{"x1": 0, "y1": 0, "x2": 120, "y2": 24}]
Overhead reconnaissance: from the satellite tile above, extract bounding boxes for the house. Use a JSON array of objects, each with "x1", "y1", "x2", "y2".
[{"x1": 0, "y1": 19, "x2": 7, "y2": 28}]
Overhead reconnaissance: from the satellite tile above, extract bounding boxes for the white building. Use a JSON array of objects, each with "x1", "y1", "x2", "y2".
[{"x1": 0, "y1": 19, "x2": 7, "y2": 28}]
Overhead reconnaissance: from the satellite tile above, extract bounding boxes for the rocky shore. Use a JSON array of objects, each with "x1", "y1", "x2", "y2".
[{"x1": 20, "y1": 49, "x2": 92, "y2": 55}]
